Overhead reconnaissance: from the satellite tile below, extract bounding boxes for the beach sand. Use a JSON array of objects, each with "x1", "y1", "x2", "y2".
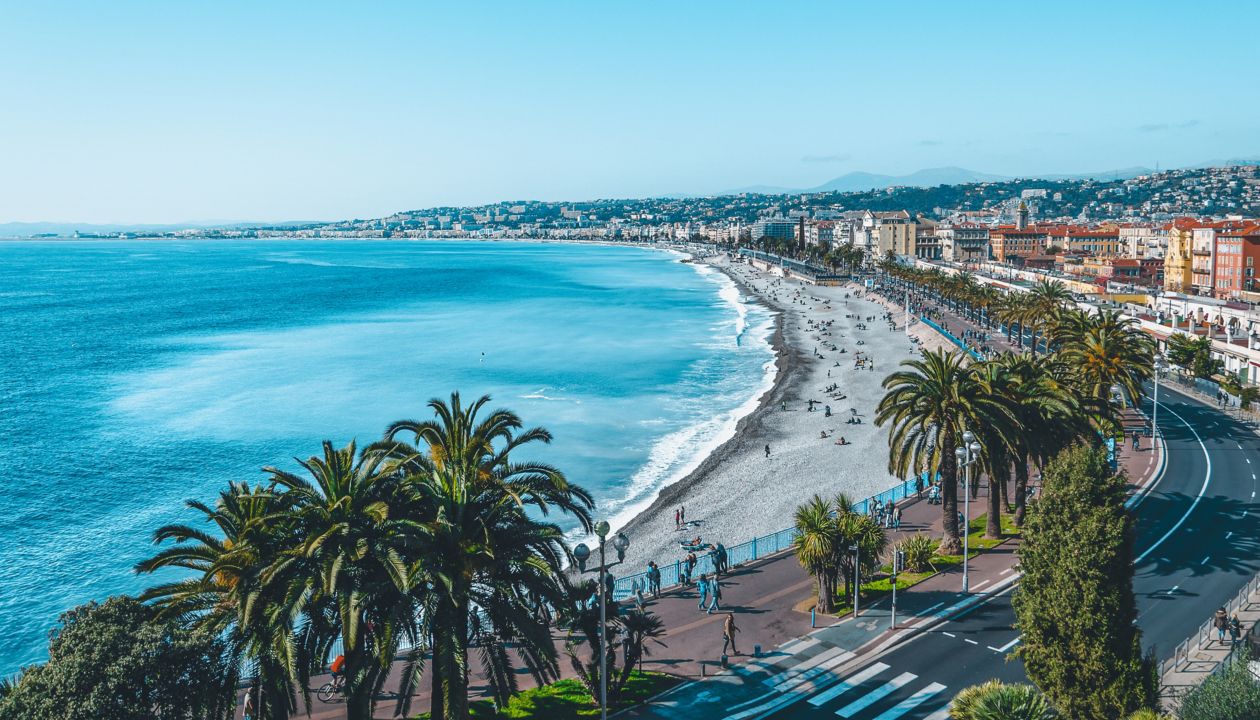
[{"x1": 617, "y1": 254, "x2": 951, "y2": 574}]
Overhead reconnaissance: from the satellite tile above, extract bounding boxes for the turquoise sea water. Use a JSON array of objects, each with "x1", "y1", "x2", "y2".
[{"x1": 0, "y1": 239, "x2": 774, "y2": 674}]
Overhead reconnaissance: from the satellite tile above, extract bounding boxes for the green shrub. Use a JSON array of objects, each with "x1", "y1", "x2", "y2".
[{"x1": 899, "y1": 534, "x2": 936, "y2": 572}]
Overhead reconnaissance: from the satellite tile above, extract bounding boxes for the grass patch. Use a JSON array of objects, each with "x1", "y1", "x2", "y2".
[{"x1": 412, "y1": 671, "x2": 681, "y2": 720}]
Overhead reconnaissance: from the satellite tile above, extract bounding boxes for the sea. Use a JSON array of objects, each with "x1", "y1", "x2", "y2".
[{"x1": 0, "y1": 238, "x2": 775, "y2": 674}]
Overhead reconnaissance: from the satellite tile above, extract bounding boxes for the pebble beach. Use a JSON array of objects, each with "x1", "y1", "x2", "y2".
[{"x1": 618, "y1": 253, "x2": 952, "y2": 573}]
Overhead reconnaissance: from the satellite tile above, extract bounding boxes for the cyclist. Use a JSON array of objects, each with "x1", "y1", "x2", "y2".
[{"x1": 330, "y1": 653, "x2": 345, "y2": 690}]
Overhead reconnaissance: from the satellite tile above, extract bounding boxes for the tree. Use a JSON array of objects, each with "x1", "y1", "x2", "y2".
[
  {"x1": 793, "y1": 495, "x2": 840, "y2": 614},
  {"x1": 950, "y1": 680, "x2": 1058, "y2": 719},
  {"x1": 1177, "y1": 646, "x2": 1260, "y2": 720},
  {"x1": 1013, "y1": 445, "x2": 1158, "y2": 719},
  {"x1": 0, "y1": 597, "x2": 235, "y2": 720},
  {"x1": 380, "y1": 392, "x2": 595, "y2": 720},
  {"x1": 877, "y1": 349, "x2": 1017, "y2": 554},
  {"x1": 137, "y1": 482, "x2": 303, "y2": 720},
  {"x1": 558, "y1": 580, "x2": 666, "y2": 706},
  {"x1": 1055, "y1": 309, "x2": 1154, "y2": 410},
  {"x1": 1167, "y1": 333, "x2": 1222, "y2": 379}
]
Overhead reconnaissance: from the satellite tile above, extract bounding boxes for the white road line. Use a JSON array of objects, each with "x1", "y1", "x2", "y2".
[
  {"x1": 726, "y1": 690, "x2": 778, "y2": 713},
  {"x1": 1228, "y1": 532, "x2": 1234, "y2": 539},
  {"x1": 1136, "y1": 404, "x2": 1212, "y2": 563},
  {"x1": 1000, "y1": 567, "x2": 1013, "y2": 575},
  {"x1": 771, "y1": 651, "x2": 855, "y2": 693},
  {"x1": 942, "y1": 632, "x2": 956, "y2": 638},
  {"x1": 1201, "y1": 555, "x2": 1211, "y2": 565},
  {"x1": 836, "y1": 672, "x2": 917, "y2": 717},
  {"x1": 1252, "y1": 474, "x2": 1256, "y2": 480},
  {"x1": 970, "y1": 579, "x2": 992, "y2": 591},
  {"x1": 1239, "y1": 443, "x2": 1245, "y2": 450},
  {"x1": 964, "y1": 638, "x2": 979, "y2": 645},
  {"x1": 1248, "y1": 458, "x2": 1252, "y2": 465},
  {"x1": 1168, "y1": 585, "x2": 1179, "y2": 595},
  {"x1": 808, "y1": 662, "x2": 890, "y2": 707},
  {"x1": 871, "y1": 682, "x2": 948, "y2": 720},
  {"x1": 763, "y1": 647, "x2": 849, "y2": 688},
  {"x1": 995, "y1": 636, "x2": 1022, "y2": 652},
  {"x1": 778, "y1": 637, "x2": 820, "y2": 656}
]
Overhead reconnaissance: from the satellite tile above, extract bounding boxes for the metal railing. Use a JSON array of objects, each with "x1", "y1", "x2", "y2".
[
  {"x1": 612, "y1": 475, "x2": 927, "y2": 600},
  {"x1": 1160, "y1": 572, "x2": 1260, "y2": 679}
]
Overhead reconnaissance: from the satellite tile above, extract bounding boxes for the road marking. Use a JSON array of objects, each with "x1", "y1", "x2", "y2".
[
  {"x1": 762, "y1": 645, "x2": 838, "y2": 687},
  {"x1": 995, "y1": 636, "x2": 1022, "y2": 652},
  {"x1": 964, "y1": 638, "x2": 979, "y2": 645},
  {"x1": 1168, "y1": 585, "x2": 1179, "y2": 595},
  {"x1": 1135, "y1": 404, "x2": 1212, "y2": 563},
  {"x1": 1239, "y1": 443, "x2": 1245, "y2": 449},
  {"x1": 770, "y1": 650, "x2": 855, "y2": 693},
  {"x1": 1252, "y1": 473, "x2": 1256, "y2": 480},
  {"x1": 870, "y1": 682, "x2": 947, "y2": 720},
  {"x1": 808, "y1": 662, "x2": 889, "y2": 707},
  {"x1": 1228, "y1": 532, "x2": 1234, "y2": 539},
  {"x1": 726, "y1": 690, "x2": 778, "y2": 713},
  {"x1": 970, "y1": 579, "x2": 992, "y2": 591},
  {"x1": 778, "y1": 637, "x2": 819, "y2": 656},
  {"x1": 836, "y1": 672, "x2": 916, "y2": 717},
  {"x1": 1201, "y1": 555, "x2": 1211, "y2": 565},
  {"x1": 1248, "y1": 458, "x2": 1252, "y2": 465},
  {"x1": 1000, "y1": 568, "x2": 1013, "y2": 575},
  {"x1": 942, "y1": 632, "x2": 956, "y2": 638}
]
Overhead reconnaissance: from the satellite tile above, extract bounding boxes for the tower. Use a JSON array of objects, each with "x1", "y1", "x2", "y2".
[{"x1": 1016, "y1": 201, "x2": 1029, "y2": 230}]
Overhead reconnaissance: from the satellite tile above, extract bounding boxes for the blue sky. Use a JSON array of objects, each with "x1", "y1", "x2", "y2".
[{"x1": 1, "y1": 1, "x2": 1256, "y2": 223}]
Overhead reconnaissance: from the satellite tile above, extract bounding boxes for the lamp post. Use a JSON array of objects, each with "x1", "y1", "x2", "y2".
[
  {"x1": 1152, "y1": 355, "x2": 1168, "y2": 439},
  {"x1": 850, "y1": 544, "x2": 860, "y2": 617},
  {"x1": 573, "y1": 522, "x2": 630, "y2": 720},
  {"x1": 954, "y1": 430, "x2": 983, "y2": 593}
]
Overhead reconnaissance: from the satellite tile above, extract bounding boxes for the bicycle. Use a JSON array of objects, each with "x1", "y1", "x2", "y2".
[{"x1": 316, "y1": 675, "x2": 345, "y2": 703}]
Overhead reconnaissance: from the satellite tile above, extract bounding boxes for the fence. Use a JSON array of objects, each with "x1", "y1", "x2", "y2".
[
  {"x1": 612, "y1": 475, "x2": 927, "y2": 601},
  {"x1": 917, "y1": 316, "x2": 983, "y2": 361},
  {"x1": 1159, "y1": 572, "x2": 1260, "y2": 680}
]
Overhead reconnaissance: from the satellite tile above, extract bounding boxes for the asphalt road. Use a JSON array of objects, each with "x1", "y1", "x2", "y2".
[{"x1": 759, "y1": 384, "x2": 1260, "y2": 720}]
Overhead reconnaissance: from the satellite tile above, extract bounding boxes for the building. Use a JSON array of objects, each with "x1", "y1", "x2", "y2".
[
  {"x1": 1119, "y1": 224, "x2": 1166, "y2": 259},
  {"x1": 804, "y1": 220, "x2": 836, "y2": 247},
  {"x1": 751, "y1": 217, "x2": 796, "y2": 242},
  {"x1": 1213, "y1": 224, "x2": 1260, "y2": 299},
  {"x1": 1163, "y1": 218, "x2": 1199, "y2": 293},
  {"x1": 1060, "y1": 227, "x2": 1123, "y2": 256},
  {"x1": 1191, "y1": 225, "x2": 1218, "y2": 295},
  {"x1": 990, "y1": 225, "x2": 1048, "y2": 263},
  {"x1": 938, "y1": 222, "x2": 991, "y2": 263},
  {"x1": 860, "y1": 210, "x2": 916, "y2": 257},
  {"x1": 914, "y1": 219, "x2": 941, "y2": 259}
]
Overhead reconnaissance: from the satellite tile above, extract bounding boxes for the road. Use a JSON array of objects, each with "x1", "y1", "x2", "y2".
[{"x1": 755, "y1": 384, "x2": 1260, "y2": 720}]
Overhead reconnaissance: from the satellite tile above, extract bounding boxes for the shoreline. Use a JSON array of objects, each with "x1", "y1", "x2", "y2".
[{"x1": 615, "y1": 254, "x2": 933, "y2": 573}]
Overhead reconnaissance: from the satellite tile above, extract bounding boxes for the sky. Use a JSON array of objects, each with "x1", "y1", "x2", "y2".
[{"x1": 1, "y1": 1, "x2": 1258, "y2": 224}]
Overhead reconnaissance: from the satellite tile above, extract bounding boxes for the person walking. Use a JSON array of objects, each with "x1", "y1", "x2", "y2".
[
  {"x1": 723, "y1": 613, "x2": 741, "y2": 656},
  {"x1": 696, "y1": 574, "x2": 710, "y2": 610},
  {"x1": 647, "y1": 561, "x2": 661, "y2": 598},
  {"x1": 895, "y1": 506, "x2": 903, "y2": 530},
  {"x1": 708, "y1": 577, "x2": 722, "y2": 614},
  {"x1": 716, "y1": 542, "x2": 728, "y2": 575},
  {"x1": 1214, "y1": 607, "x2": 1229, "y2": 642},
  {"x1": 1230, "y1": 612, "x2": 1243, "y2": 644},
  {"x1": 674, "y1": 508, "x2": 680, "y2": 528},
  {"x1": 765, "y1": 444, "x2": 771, "y2": 458},
  {"x1": 243, "y1": 687, "x2": 256, "y2": 720}
]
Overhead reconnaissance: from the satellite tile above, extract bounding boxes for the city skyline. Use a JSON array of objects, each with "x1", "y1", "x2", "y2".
[{"x1": 3, "y1": 0, "x2": 1258, "y2": 224}]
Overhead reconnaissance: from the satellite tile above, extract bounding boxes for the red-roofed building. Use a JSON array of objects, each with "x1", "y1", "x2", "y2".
[{"x1": 1213, "y1": 223, "x2": 1260, "y2": 299}]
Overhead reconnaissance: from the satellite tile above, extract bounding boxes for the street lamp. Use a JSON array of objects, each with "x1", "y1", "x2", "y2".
[
  {"x1": 954, "y1": 430, "x2": 983, "y2": 593},
  {"x1": 572, "y1": 522, "x2": 630, "y2": 720},
  {"x1": 850, "y1": 544, "x2": 860, "y2": 617},
  {"x1": 1152, "y1": 354, "x2": 1168, "y2": 439}
]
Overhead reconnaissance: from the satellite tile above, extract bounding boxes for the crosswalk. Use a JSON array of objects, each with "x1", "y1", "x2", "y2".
[{"x1": 717, "y1": 643, "x2": 953, "y2": 720}]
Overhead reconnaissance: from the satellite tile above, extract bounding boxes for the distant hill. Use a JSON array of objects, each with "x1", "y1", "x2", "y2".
[
  {"x1": 0, "y1": 220, "x2": 319, "y2": 238},
  {"x1": 725, "y1": 165, "x2": 1175, "y2": 196}
]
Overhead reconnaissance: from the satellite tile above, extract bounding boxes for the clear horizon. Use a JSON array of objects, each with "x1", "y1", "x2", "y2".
[{"x1": 2, "y1": 0, "x2": 1257, "y2": 224}]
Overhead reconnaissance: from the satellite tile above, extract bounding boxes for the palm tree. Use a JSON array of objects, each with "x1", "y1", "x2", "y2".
[
  {"x1": 877, "y1": 349, "x2": 1017, "y2": 554},
  {"x1": 951, "y1": 681, "x2": 1058, "y2": 719},
  {"x1": 380, "y1": 392, "x2": 594, "y2": 720},
  {"x1": 793, "y1": 495, "x2": 840, "y2": 614},
  {"x1": 1025, "y1": 280, "x2": 1073, "y2": 357},
  {"x1": 264, "y1": 441, "x2": 424, "y2": 720},
  {"x1": 1057, "y1": 309, "x2": 1154, "y2": 414},
  {"x1": 137, "y1": 482, "x2": 302, "y2": 720}
]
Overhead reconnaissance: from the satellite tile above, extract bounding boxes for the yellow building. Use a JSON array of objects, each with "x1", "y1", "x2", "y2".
[{"x1": 1163, "y1": 219, "x2": 1197, "y2": 293}]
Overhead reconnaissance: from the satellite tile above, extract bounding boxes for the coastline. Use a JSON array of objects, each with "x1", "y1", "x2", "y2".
[{"x1": 615, "y1": 253, "x2": 933, "y2": 573}]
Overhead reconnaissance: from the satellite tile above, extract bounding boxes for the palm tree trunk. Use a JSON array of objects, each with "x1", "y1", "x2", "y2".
[
  {"x1": 985, "y1": 470, "x2": 1003, "y2": 540},
  {"x1": 940, "y1": 453, "x2": 962, "y2": 555},
  {"x1": 1013, "y1": 457, "x2": 1031, "y2": 527}
]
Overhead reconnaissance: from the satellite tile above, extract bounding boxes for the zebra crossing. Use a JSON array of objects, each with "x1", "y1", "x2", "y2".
[{"x1": 718, "y1": 641, "x2": 952, "y2": 720}]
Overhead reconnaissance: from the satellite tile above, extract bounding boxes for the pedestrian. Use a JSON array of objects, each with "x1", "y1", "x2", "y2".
[
  {"x1": 708, "y1": 577, "x2": 722, "y2": 613},
  {"x1": 716, "y1": 542, "x2": 728, "y2": 575},
  {"x1": 675, "y1": 508, "x2": 680, "y2": 528},
  {"x1": 681, "y1": 506, "x2": 686, "y2": 525},
  {"x1": 765, "y1": 444, "x2": 771, "y2": 458},
  {"x1": 1132, "y1": 431, "x2": 1140, "y2": 451},
  {"x1": 632, "y1": 578, "x2": 645, "y2": 611},
  {"x1": 1214, "y1": 607, "x2": 1229, "y2": 642},
  {"x1": 696, "y1": 573, "x2": 710, "y2": 610},
  {"x1": 895, "y1": 507, "x2": 903, "y2": 530},
  {"x1": 1230, "y1": 613, "x2": 1242, "y2": 644},
  {"x1": 723, "y1": 613, "x2": 741, "y2": 656},
  {"x1": 243, "y1": 687, "x2": 256, "y2": 720},
  {"x1": 647, "y1": 561, "x2": 661, "y2": 598}
]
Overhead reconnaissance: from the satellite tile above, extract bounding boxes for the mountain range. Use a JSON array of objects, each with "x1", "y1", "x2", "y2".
[{"x1": 722, "y1": 165, "x2": 1155, "y2": 196}]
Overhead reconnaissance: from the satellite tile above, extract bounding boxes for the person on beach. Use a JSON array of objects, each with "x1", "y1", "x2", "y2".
[
  {"x1": 681, "y1": 506, "x2": 686, "y2": 525},
  {"x1": 765, "y1": 444, "x2": 771, "y2": 458},
  {"x1": 696, "y1": 574, "x2": 710, "y2": 610},
  {"x1": 723, "y1": 613, "x2": 741, "y2": 656},
  {"x1": 708, "y1": 577, "x2": 722, "y2": 613},
  {"x1": 674, "y1": 508, "x2": 680, "y2": 528}
]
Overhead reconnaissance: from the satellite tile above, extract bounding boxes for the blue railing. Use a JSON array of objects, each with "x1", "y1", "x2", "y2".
[
  {"x1": 612, "y1": 475, "x2": 928, "y2": 601},
  {"x1": 919, "y1": 316, "x2": 983, "y2": 361}
]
